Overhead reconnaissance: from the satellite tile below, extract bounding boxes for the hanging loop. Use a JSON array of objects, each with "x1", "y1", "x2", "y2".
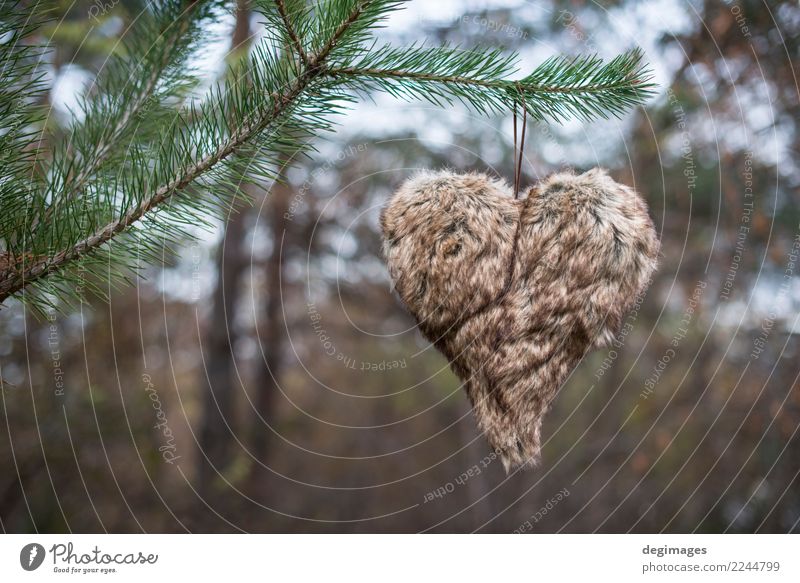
[{"x1": 512, "y1": 83, "x2": 528, "y2": 200}]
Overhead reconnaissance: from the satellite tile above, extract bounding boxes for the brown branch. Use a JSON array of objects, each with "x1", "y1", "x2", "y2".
[
  {"x1": 327, "y1": 66, "x2": 648, "y2": 96},
  {"x1": 274, "y1": 0, "x2": 310, "y2": 66}
]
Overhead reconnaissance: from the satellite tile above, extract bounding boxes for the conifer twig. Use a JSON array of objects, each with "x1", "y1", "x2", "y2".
[
  {"x1": 0, "y1": 0, "x2": 375, "y2": 303},
  {"x1": 274, "y1": 0, "x2": 310, "y2": 65},
  {"x1": 41, "y1": 2, "x2": 201, "y2": 225}
]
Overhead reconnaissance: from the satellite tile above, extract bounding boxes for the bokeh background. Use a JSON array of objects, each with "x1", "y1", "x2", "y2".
[{"x1": 2, "y1": 0, "x2": 799, "y2": 533}]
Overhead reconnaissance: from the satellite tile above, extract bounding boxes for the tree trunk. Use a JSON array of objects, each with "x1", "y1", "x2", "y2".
[
  {"x1": 248, "y1": 168, "x2": 292, "y2": 495},
  {"x1": 196, "y1": 0, "x2": 251, "y2": 495}
]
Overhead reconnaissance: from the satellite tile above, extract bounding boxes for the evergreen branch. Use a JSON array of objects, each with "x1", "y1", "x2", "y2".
[
  {"x1": 41, "y1": 0, "x2": 214, "y2": 228},
  {"x1": 274, "y1": 0, "x2": 310, "y2": 65},
  {"x1": 0, "y1": 3, "x2": 50, "y2": 242},
  {"x1": 329, "y1": 46, "x2": 655, "y2": 120},
  {"x1": 0, "y1": 0, "x2": 381, "y2": 304},
  {"x1": 41, "y1": 2, "x2": 204, "y2": 225},
  {"x1": 308, "y1": 0, "x2": 405, "y2": 56}
]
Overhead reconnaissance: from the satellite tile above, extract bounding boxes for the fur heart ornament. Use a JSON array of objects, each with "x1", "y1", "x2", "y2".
[{"x1": 380, "y1": 169, "x2": 660, "y2": 471}]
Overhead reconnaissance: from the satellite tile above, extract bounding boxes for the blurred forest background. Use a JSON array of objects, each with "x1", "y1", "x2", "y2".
[{"x1": 2, "y1": 0, "x2": 800, "y2": 533}]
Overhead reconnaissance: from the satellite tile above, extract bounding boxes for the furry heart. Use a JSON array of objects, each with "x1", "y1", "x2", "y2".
[{"x1": 380, "y1": 169, "x2": 660, "y2": 471}]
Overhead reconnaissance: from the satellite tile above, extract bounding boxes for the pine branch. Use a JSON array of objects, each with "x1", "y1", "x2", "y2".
[
  {"x1": 0, "y1": 0, "x2": 385, "y2": 304},
  {"x1": 328, "y1": 46, "x2": 655, "y2": 121},
  {"x1": 41, "y1": 1, "x2": 211, "y2": 226},
  {"x1": 273, "y1": 0, "x2": 310, "y2": 65},
  {"x1": 0, "y1": 4, "x2": 50, "y2": 245},
  {"x1": 306, "y1": 0, "x2": 404, "y2": 56}
]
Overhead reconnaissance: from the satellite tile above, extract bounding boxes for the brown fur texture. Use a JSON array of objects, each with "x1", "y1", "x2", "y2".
[{"x1": 380, "y1": 169, "x2": 660, "y2": 471}]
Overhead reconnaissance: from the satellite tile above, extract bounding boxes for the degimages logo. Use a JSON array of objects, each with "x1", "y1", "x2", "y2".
[{"x1": 20, "y1": 543, "x2": 46, "y2": 571}]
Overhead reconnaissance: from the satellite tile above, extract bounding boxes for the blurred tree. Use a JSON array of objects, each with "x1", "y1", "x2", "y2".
[{"x1": 197, "y1": 0, "x2": 253, "y2": 497}]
